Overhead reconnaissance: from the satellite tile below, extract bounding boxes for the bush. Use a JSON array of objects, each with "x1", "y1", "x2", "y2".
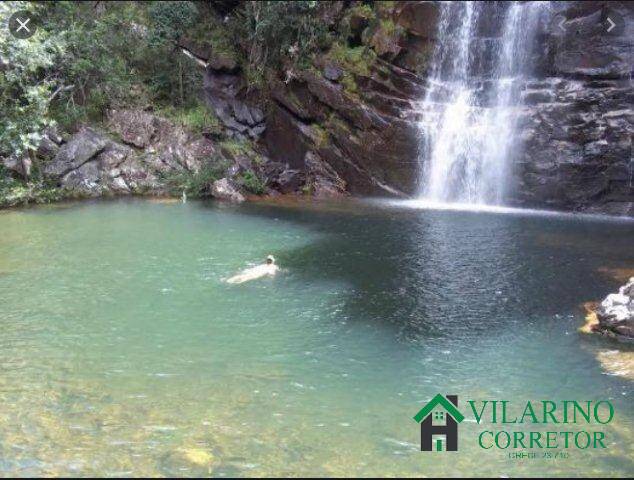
[
  {"x1": 161, "y1": 160, "x2": 229, "y2": 198},
  {"x1": 147, "y1": 1, "x2": 198, "y2": 46},
  {"x1": 233, "y1": 1, "x2": 334, "y2": 87},
  {"x1": 0, "y1": 2, "x2": 63, "y2": 156},
  {"x1": 237, "y1": 169, "x2": 266, "y2": 195}
]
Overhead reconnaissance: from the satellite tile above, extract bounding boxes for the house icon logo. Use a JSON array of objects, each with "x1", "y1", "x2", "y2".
[{"x1": 413, "y1": 394, "x2": 464, "y2": 451}]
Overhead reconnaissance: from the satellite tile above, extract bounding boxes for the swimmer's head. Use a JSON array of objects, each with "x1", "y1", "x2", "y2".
[{"x1": 266, "y1": 255, "x2": 275, "y2": 265}]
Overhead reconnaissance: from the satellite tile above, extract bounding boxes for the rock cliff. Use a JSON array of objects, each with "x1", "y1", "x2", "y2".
[
  {"x1": 2, "y1": 1, "x2": 632, "y2": 214},
  {"x1": 256, "y1": 0, "x2": 632, "y2": 214},
  {"x1": 515, "y1": 1, "x2": 633, "y2": 215}
]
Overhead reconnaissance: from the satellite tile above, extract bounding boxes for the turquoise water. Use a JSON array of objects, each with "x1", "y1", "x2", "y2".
[{"x1": 0, "y1": 198, "x2": 633, "y2": 477}]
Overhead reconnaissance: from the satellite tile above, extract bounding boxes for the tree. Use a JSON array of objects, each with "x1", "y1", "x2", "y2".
[{"x1": 0, "y1": 1, "x2": 65, "y2": 156}]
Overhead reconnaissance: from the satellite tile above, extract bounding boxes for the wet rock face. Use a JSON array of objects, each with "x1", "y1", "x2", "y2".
[
  {"x1": 254, "y1": 0, "x2": 632, "y2": 210},
  {"x1": 265, "y1": 59, "x2": 424, "y2": 197},
  {"x1": 514, "y1": 78, "x2": 633, "y2": 215},
  {"x1": 202, "y1": 66, "x2": 265, "y2": 141},
  {"x1": 594, "y1": 277, "x2": 634, "y2": 342},
  {"x1": 507, "y1": 1, "x2": 634, "y2": 215},
  {"x1": 547, "y1": 2, "x2": 633, "y2": 79}
]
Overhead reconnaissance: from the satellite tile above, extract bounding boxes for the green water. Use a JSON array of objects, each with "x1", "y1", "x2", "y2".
[{"x1": 0, "y1": 198, "x2": 633, "y2": 477}]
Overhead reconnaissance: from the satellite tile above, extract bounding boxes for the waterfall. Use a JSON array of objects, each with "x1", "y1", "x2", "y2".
[{"x1": 418, "y1": 1, "x2": 549, "y2": 205}]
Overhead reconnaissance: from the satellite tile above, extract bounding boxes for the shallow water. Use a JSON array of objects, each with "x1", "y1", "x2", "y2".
[{"x1": 0, "y1": 198, "x2": 633, "y2": 477}]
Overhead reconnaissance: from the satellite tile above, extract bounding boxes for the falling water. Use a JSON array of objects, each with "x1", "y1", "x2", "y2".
[{"x1": 418, "y1": 1, "x2": 549, "y2": 205}]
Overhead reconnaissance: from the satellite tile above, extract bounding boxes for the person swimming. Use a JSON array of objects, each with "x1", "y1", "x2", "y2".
[{"x1": 226, "y1": 255, "x2": 279, "y2": 284}]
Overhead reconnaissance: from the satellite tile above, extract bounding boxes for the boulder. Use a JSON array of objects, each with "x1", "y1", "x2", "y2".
[
  {"x1": 36, "y1": 135, "x2": 60, "y2": 161},
  {"x1": 210, "y1": 178, "x2": 245, "y2": 202},
  {"x1": 107, "y1": 110, "x2": 156, "y2": 148},
  {"x1": 33, "y1": 110, "x2": 227, "y2": 198},
  {"x1": 364, "y1": 21, "x2": 402, "y2": 59},
  {"x1": 2, "y1": 154, "x2": 32, "y2": 179},
  {"x1": 44, "y1": 128, "x2": 108, "y2": 179},
  {"x1": 269, "y1": 168, "x2": 304, "y2": 194},
  {"x1": 594, "y1": 277, "x2": 634, "y2": 342},
  {"x1": 44, "y1": 126, "x2": 64, "y2": 145},
  {"x1": 323, "y1": 64, "x2": 343, "y2": 82}
]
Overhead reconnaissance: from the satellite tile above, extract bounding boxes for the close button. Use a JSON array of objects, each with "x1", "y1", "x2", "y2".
[{"x1": 8, "y1": 10, "x2": 37, "y2": 39}]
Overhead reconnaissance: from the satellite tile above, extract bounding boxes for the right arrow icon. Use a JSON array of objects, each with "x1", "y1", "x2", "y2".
[{"x1": 604, "y1": 10, "x2": 624, "y2": 35}]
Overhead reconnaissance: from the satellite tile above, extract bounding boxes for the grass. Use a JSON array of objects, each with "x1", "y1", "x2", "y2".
[
  {"x1": 160, "y1": 159, "x2": 229, "y2": 198},
  {"x1": 157, "y1": 105, "x2": 221, "y2": 135},
  {"x1": 311, "y1": 123, "x2": 329, "y2": 148},
  {"x1": 236, "y1": 169, "x2": 266, "y2": 195},
  {"x1": 219, "y1": 138, "x2": 253, "y2": 158},
  {"x1": 328, "y1": 42, "x2": 376, "y2": 78},
  {"x1": 324, "y1": 42, "x2": 377, "y2": 96},
  {"x1": 219, "y1": 138, "x2": 265, "y2": 165}
]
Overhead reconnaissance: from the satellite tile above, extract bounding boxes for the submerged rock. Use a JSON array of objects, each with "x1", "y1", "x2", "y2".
[
  {"x1": 595, "y1": 350, "x2": 634, "y2": 381},
  {"x1": 591, "y1": 277, "x2": 634, "y2": 342},
  {"x1": 179, "y1": 448, "x2": 214, "y2": 467}
]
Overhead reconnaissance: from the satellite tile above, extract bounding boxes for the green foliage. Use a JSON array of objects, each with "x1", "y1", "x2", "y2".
[
  {"x1": 158, "y1": 105, "x2": 221, "y2": 135},
  {"x1": 311, "y1": 123, "x2": 329, "y2": 148},
  {"x1": 147, "y1": 1, "x2": 198, "y2": 46},
  {"x1": 1, "y1": 1, "x2": 206, "y2": 142},
  {"x1": 325, "y1": 42, "x2": 377, "y2": 95},
  {"x1": 328, "y1": 42, "x2": 376, "y2": 77},
  {"x1": 188, "y1": 11, "x2": 237, "y2": 59},
  {"x1": 236, "y1": 169, "x2": 266, "y2": 195},
  {"x1": 350, "y1": 3, "x2": 374, "y2": 18},
  {"x1": 0, "y1": 177, "x2": 69, "y2": 208},
  {"x1": 234, "y1": 1, "x2": 333, "y2": 87},
  {"x1": 161, "y1": 160, "x2": 229, "y2": 198},
  {"x1": 44, "y1": 2, "x2": 150, "y2": 126},
  {"x1": 219, "y1": 138, "x2": 254, "y2": 158},
  {"x1": 0, "y1": 1, "x2": 64, "y2": 156}
]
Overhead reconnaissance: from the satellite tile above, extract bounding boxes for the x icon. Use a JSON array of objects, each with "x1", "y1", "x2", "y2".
[
  {"x1": 9, "y1": 10, "x2": 37, "y2": 38},
  {"x1": 16, "y1": 17, "x2": 30, "y2": 33}
]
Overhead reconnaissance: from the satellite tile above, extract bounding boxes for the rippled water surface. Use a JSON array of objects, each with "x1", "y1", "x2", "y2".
[{"x1": 1, "y1": 199, "x2": 633, "y2": 477}]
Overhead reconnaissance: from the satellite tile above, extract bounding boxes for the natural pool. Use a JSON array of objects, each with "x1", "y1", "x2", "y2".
[{"x1": 0, "y1": 198, "x2": 633, "y2": 477}]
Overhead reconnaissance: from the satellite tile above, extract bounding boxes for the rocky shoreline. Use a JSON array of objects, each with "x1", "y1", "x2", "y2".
[
  {"x1": 583, "y1": 278, "x2": 634, "y2": 343},
  {"x1": 0, "y1": 108, "x2": 349, "y2": 209}
]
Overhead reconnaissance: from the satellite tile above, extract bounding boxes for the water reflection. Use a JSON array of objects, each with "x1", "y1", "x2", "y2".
[{"x1": 0, "y1": 199, "x2": 633, "y2": 477}]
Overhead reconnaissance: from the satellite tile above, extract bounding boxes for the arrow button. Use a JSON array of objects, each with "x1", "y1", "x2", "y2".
[
  {"x1": 604, "y1": 9, "x2": 624, "y2": 35},
  {"x1": 607, "y1": 17, "x2": 616, "y2": 32}
]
